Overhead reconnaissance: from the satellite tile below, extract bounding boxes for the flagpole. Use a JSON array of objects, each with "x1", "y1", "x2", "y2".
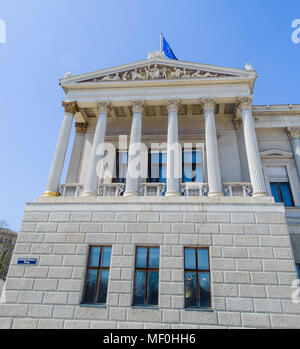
[{"x1": 160, "y1": 33, "x2": 163, "y2": 53}]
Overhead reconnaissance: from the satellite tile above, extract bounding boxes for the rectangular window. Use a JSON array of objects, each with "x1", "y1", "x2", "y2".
[
  {"x1": 113, "y1": 150, "x2": 128, "y2": 183},
  {"x1": 184, "y1": 247, "x2": 211, "y2": 308},
  {"x1": 133, "y1": 246, "x2": 159, "y2": 306},
  {"x1": 182, "y1": 149, "x2": 203, "y2": 182},
  {"x1": 296, "y1": 264, "x2": 300, "y2": 279},
  {"x1": 82, "y1": 245, "x2": 112, "y2": 305},
  {"x1": 270, "y1": 182, "x2": 294, "y2": 207}
]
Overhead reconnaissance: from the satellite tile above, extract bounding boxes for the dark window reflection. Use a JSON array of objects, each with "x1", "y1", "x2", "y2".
[
  {"x1": 184, "y1": 247, "x2": 211, "y2": 308},
  {"x1": 133, "y1": 247, "x2": 159, "y2": 306},
  {"x1": 83, "y1": 246, "x2": 112, "y2": 304}
]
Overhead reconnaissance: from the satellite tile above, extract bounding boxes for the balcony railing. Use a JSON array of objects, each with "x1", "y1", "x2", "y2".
[
  {"x1": 98, "y1": 183, "x2": 125, "y2": 197},
  {"x1": 138, "y1": 183, "x2": 166, "y2": 196},
  {"x1": 59, "y1": 182, "x2": 253, "y2": 198},
  {"x1": 181, "y1": 182, "x2": 208, "y2": 196},
  {"x1": 223, "y1": 182, "x2": 252, "y2": 197},
  {"x1": 59, "y1": 184, "x2": 84, "y2": 197}
]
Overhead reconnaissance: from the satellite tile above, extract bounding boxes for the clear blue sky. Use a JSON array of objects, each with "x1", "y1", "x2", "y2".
[{"x1": 0, "y1": 0, "x2": 299, "y2": 231}]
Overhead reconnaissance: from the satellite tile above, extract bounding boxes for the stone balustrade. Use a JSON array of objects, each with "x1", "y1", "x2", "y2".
[{"x1": 60, "y1": 182, "x2": 253, "y2": 198}]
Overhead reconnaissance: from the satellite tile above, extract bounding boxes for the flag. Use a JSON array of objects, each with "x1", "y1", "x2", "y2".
[{"x1": 162, "y1": 36, "x2": 178, "y2": 60}]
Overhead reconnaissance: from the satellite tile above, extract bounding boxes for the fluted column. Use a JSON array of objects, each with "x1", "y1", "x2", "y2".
[
  {"x1": 237, "y1": 96, "x2": 268, "y2": 197},
  {"x1": 166, "y1": 99, "x2": 180, "y2": 196},
  {"x1": 65, "y1": 123, "x2": 88, "y2": 183},
  {"x1": 82, "y1": 102, "x2": 110, "y2": 197},
  {"x1": 202, "y1": 98, "x2": 223, "y2": 196},
  {"x1": 42, "y1": 101, "x2": 79, "y2": 197},
  {"x1": 124, "y1": 101, "x2": 144, "y2": 196},
  {"x1": 287, "y1": 127, "x2": 300, "y2": 179}
]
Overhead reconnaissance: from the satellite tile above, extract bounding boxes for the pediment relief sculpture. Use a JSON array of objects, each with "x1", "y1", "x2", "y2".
[{"x1": 79, "y1": 64, "x2": 234, "y2": 83}]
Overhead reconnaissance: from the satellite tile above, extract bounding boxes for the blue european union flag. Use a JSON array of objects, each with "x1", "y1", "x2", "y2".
[{"x1": 163, "y1": 37, "x2": 178, "y2": 60}]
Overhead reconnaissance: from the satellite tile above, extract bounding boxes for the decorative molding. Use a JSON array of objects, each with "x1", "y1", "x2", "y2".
[
  {"x1": 287, "y1": 126, "x2": 300, "y2": 139},
  {"x1": 75, "y1": 122, "x2": 87, "y2": 134},
  {"x1": 201, "y1": 98, "x2": 216, "y2": 112},
  {"x1": 233, "y1": 117, "x2": 242, "y2": 130},
  {"x1": 260, "y1": 148, "x2": 293, "y2": 159},
  {"x1": 167, "y1": 99, "x2": 181, "y2": 113},
  {"x1": 79, "y1": 64, "x2": 234, "y2": 83},
  {"x1": 237, "y1": 96, "x2": 253, "y2": 110},
  {"x1": 131, "y1": 101, "x2": 145, "y2": 113},
  {"x1": 62, "y1": 101, "x2": 80, "y2": 115},
  {"x1": 98, "y1": 102, "x2": 111, "y2": 114}
]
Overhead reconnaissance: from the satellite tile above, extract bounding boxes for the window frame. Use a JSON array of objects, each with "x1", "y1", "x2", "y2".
[
  {"x1": 113, "y1": 149, "x2": 128, "y2": 183},
  {"x1": 82, "y1": 245, "x2": 112, "y2": 305},
  {"x1": 296, "y1": 264, "x2": 300, "y2": 279},
  {"x1": 184, "y1": 246, "x2": 211, "y2": 309},
  {"x1": 132, "y1": 246, "x2": 160, "y2": 307},
  {"x1": 148, "y1": 149, "x2": 166, "y2": 183},
  {"x1": 182, "y1": 147, "x2": 203, "y2": 183},
  {"x1": 270, "y1": 181, "x2": 295, "y2": 207}
]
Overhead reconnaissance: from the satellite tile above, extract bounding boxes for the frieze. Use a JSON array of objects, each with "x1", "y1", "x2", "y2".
[{"x1": 79, "y1": 65, "x2": 234, "y2": 83}]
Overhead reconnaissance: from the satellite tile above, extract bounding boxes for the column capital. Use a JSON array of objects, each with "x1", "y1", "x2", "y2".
[
  {"x1": 98, "y1": 102, "x2": 111, "y2": 114},
  {"x1": 200, "y1": 98, "x2": 216, "y2": 112},
  {"x1": 237, "y1": 96, "x2": 253, "y2": 110},
  {"x1": 167, "y1": 99, "x2": 181, "y2": 113},
  {"x1": 131, "y1": 100, "x2": 145, "y2": 113},
  {"x1": 62, "y1": 101, "x2": 80, "y2": 115},
  {"x1": 75, "y1": 122, "x2": 88, "y2": 134},
  {"x1": 287, "y1": 126, "x2": 300, "y2": 139}
]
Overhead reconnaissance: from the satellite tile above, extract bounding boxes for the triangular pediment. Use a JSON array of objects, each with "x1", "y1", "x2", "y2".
[
  {"x1": 260, "y1": 149, "x2": 293, "y2": 159},
  {"x1": 60, "y1": 56, "x2": 257, "y2": 87}
]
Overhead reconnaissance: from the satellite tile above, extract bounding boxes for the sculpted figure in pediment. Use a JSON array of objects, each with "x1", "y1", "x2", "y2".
[
  {"x1": 102, "y1": 75, "x2": 113, "y2": 80},
  {"x1": 131, "y1": 69, "x2": 143, "y2": 80},
  {"x1": 113, "y1": 73, "x2": 121, "y2": 80},
  {"x1": 149, "y1": 65, "x2": 160, "y2": 80},
  {"x1": 122, "y1": 71, "x2": 129, "y2": 80},
  {"x1": 169, "y1": 67, "x2": 182, "y2": 79},
  {"x1": 203, "y1": 71, "x2": 218, "y2": 78},
  {"x1": 182, "y1": 68, "x2": 191, "y2": 78},
  {"x1": 191, "y1": 70, "x2": 204, "y2": 78}
]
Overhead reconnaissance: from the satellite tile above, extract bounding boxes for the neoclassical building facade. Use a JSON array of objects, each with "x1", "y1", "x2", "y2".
[{"x1": 1, "y1": 53, "x2": 300, "y2": 329}]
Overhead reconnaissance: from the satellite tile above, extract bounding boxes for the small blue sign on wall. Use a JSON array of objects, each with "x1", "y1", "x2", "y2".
[{"x1": 17, "y1": 258, "x2": 37, "y2": 265}]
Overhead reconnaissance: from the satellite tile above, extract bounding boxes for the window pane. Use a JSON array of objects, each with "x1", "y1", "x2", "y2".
[
  {"x1": 194, "y1": 167, "x2": 203, "y2": 182},
  {"x1": 270, "y1": 183, "x2": 281, "y2": 202},
  {"x1": 83, "y1": 269, "x2": 98, "y2": 303},
  {"x1": 119, "y1": 152, "x2": 128, "y2": 164},
  {"x1": 97, "y1": 270, "x2": 109, "y2": 303},
  {"x1": 183, "y1": 167, "x2": 193, "y2": 182},
  {"x1": 101, "y1": 247, "x2": 112, "y2": 267},
  {"x1": 136, "y1": 247, "x2": 147, "y2": 268},
  {"x1": 296, "y1": 264, "x2": 300, "y2": 279},
  {"x1": 147, "y1": 271, "x2": 159, "y2": 305},
  {"x1": 185, "y1": 248, "x2": 196, "y2": 269},
  {"x1": 195, "y1": 150, "x2": 202, "y2": 164},
  {"x1": 199, "y1": 272, "x2": 211, "y2": 308},
  {"x1": 151, "y1": 165, "x2": 159, "y2": 180},
  {"x1": 185, "y1": 271, "x2": 197, "y2": 307},
  {"x1": 183, "y1": 151, "x2": 193, "y2": 163},
  {"x1": 161, "y1": 152, "x2": 167, "y2": 164},
  {"x1": 280, "y1": 183, "x2": 294, "y2": 207},
  {"x1": 197, "y1": 249, "x2": 209, "y2": 270},
  {"x1": 160, "y1": 166, "x2": 166, "y2": 181},
  {"x1": 151, "y1": 152, "x2": 159, "y2": 164},
  {"x1": 149, "y1": 248, "x2": 159, "y2": 268},
  {"x1": 134, "y1": 270, "x2": 146, "y2": 305},
  {"x1": 89, "y1": 247, "x2": 100, "y2": 267}
]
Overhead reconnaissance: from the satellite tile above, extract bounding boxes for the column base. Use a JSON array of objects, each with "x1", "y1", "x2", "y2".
[
  {"x1": 252, "y1": 191, "x2": 268, "y2": 197},
  {"x1": 165, "y1": 190, "x2": 180, "y2": 197},
  {"x1": 42, "y1": 191, "x2": 60, "y2": 197},
  {"x1": 81, "y1": 191, "x2": 97, "y2": 197},
  {"x1": 208, "y1": 190, "x2": 224, "y2": 197},
  {"x1": 123, "y1": 190, "x2": 138, "y2": 197}
]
